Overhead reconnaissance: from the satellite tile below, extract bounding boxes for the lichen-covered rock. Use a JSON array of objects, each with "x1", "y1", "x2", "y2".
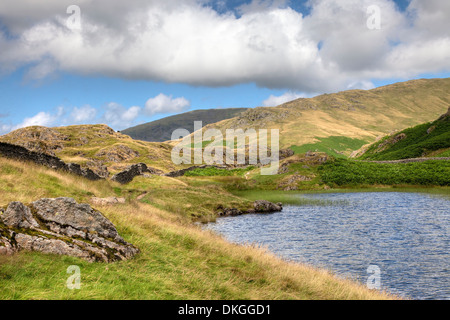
[
  {"x1": 2, "y1": 202, "x2": 40, "y2": 229},
  {"x1": 0, "y1": 126, "x2": 69, "y2": 156},
  {"x1": 0, "y1": 198, "x2": 139, "y2": 262},
  {"x1": 96, "y1": 145, "x2": 140, "y2": 163}
]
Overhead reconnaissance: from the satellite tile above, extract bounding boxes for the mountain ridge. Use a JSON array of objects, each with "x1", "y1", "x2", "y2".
[
  {"x1": 121, "y1": 107, "x2": 248, "y2": 142},
  {"x1": 180, "y1": 78, "x2": 450, "y2": 156}
]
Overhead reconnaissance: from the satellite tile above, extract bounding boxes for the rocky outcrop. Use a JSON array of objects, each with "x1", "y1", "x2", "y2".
[
  {"x1": 0, "y1": 198, "x2": 139, "y2": 262},
  {"x1": 111, "y1": 163, "x2": 163, "y2": 184},
  {"x1": 0, "y1": 141, "x2": 67, "y2": 169},
  {"x1": 251, "y1": 200, "x2": 283, "y2": 213},
  {"x1": 66, "y1": 163, "x2": 103, "y2": 181},
  {"x1": 279, "y1": 148, "x2": 295, "y2": 159},
  {"x1": 0, "y1": 142, "x2": 102, "y2": 181},
  {"x1": 437, "y1": 107, "x2": 450, "y2": 121},
  {"x1": 278, "y1": 174, "x2": 314, "y2": 191},
  {"x1": 277, "y1": 152, "x2": 329, "y2": 175},
  {"x1": 216, "y1": 200, "x2": 283, "y2": 217},
  {"x1": 0, "y1": 126, "x2": 69, "y2": 156},
  {"x1": 96, "y1": 145, "x2": 140, "y2": 163},
  {"x1": 375, "y1": 133, "x2": 407, "y2": 153},
  {"x1": 85, "y1": 160, "x2": 110, "y2": 178}
]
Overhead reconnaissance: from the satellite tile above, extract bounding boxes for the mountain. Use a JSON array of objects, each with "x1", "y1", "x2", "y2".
[
  {"x1": 355, "y1": 107, "x2": 450, "y2": 160},
  {"x1": 182, "y1": 78, "x2": 450, "y2": 157},
  {"x1": 121, "y1": 108, "x2": 248, "y2": 142}
]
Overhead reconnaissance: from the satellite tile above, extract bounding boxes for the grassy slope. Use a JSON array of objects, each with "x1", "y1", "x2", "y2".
[
  {"x1": 0, "y1": 124, "x2": 179, "y2": 174},
  {"x1": 0, "y1": 157, "x2": 392, "y2": 300},
  {"x1": 291, "y1": 136, "x2": 368, "y2": 158},
  {"x1": 318, "y1": 159, "x2": 450, "y2": 187},
  {"x1": 180, "y1": 152, "x2": 450, "y2": 192},
  {"x1": 357, "y1": 109, "x2": 450, "y2": 160},
  {"x1": 122, "y1": 108, "x2": 248, "y2": 142},
  {"x1": 187, "y1": 78, "x2": 450, "y2": 154}
]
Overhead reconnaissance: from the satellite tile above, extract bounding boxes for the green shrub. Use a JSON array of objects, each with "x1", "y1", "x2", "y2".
[{"x1": 318, "y1": 159, "x2": 450, "y2": 186}]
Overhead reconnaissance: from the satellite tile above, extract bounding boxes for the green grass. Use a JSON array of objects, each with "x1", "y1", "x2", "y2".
[
  {"x1": 318, "y1": 159, "x2": 450, "y2": 186},
  {"x1": 184, "y1": 166, "x2": 255, "y2": 177},
  {"x1": 359, "y1": 113, "x2": 450, "y2": 160},
  {"x1": 231, "y1": 190, "x2": 346, "y2": 206},
  {"x1": 437, "y1": 149, "x2": 450, "y2": 157},
  {"x1": 0, "y1": 157, "x2": 392, "y2": 300},
  {"x1": 291, "y1": 136, "x2": 368, "y2": 158}
]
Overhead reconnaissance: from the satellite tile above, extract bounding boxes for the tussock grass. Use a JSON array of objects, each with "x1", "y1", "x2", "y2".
[
  {"x1": 0, "y1": 157, "x2": 394, "y2": 300},
  {"x1": 0, "y1": 158, "x2": 114, "y2": 205},
  {"x1": 0, "y1": 202, "x2": 393, "y2": 300},
  {"x1": 198, "y1": 78, "x2": 450, "y2": 149}
]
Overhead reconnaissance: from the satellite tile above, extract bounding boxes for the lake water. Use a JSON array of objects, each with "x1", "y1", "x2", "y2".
[{"x1": 204, "y1": 192, "x2": 450, "y2": 300}]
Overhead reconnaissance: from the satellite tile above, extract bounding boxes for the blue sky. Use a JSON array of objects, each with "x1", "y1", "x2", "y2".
[{"x1": 0, "y1": 0, "x2": 449, "y2": 133}]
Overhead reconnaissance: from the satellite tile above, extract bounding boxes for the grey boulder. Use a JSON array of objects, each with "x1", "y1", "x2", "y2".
[{"x1": 0, "y1": 197, "x2": 139, "y2": 262}]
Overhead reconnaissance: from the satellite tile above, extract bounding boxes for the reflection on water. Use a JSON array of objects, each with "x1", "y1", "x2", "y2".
[{"x1": 204, "y1": 192, "x2": 450, "y2": 300}]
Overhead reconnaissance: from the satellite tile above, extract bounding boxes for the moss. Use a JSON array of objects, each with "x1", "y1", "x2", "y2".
[{"x1": 0, "y1": 223, "x2": 17, "y2": 247}]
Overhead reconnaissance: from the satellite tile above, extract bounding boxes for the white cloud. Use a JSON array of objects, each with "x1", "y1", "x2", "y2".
[
  {"x1": 68, "y1": 105, "x2": 97, "y2": 124},
  {"x1": 102, "y1": 103, "x2": 142, "y2": 130},
  {"x1": 0, "y1": 0, "x2": 449, "y2": 93},
  {"x1": 0, "y1": 110, "x2": 59, "y2": 135},
  {"x1": 262, "y1": 92, "x2": 307, "y2": 107},
  {"x1": 11, "y1": 111, "x2": 56, "y2": 131},
  {"x1": 0, "y1": 93, "x2": 191, "y2": 135},
  {"x1": 144, "y1": 93, "x2": 191, "y2": 115}
]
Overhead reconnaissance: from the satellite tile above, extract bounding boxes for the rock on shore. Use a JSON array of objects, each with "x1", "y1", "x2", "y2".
[{"x1": 217, "y1": 200, "x2": 283, "y2": 217}]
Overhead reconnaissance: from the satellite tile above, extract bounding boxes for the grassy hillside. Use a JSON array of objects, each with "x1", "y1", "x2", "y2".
[
  {"x1": 1, "y1": 78, "x2": 449, "y2": 300},
  {"x1": 122, "y1": 108, "x2": 248, "y2": 142},
  {"x1": 0, "y1": 156, "x2": 392, "y2": 300},
  {"x1": 356, "y1": 107, "x2": 450, "y2": 160},
  {"x1": 318, "y1": 159, "x2": 450, "y2": 187},
  {"x1": 182, "y1": 78, "x2": 450, "y2": 156},
  {"x1": 0, "y1": 124, "x2": 179, "y2": 176},
  {"x1": 291, "y1": 136, "x2": 368, "y2": 158}
]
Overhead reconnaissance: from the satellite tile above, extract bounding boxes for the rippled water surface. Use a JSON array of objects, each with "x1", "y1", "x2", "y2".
[{"x1": 204, "y1": 192, "x2": 450, "y2": 300}]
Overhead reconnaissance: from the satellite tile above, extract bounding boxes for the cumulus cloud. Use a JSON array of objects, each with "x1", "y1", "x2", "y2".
[
  {"x1": 0, "y1": 91, "x2": 191, "y2": 134},
  {"x1": 102, "y1": 103, "x2": 142, "y2": 130},
  {"x1": 3, "y1": 111, "x2": 58, "y2": 133},
  {"x1": 144, "y1": 93, "x2": 191, "y2": 115},
  {"x1": 0, "y1": 107, "x2": 68, "y2": 134},
  {"x1": 0, "y1": 0, "x2": 449, "y2": 93},
  {"x1": 19, "y1": 111, "x2": 56, "y2": 128},
  {"x1": 68, "y1": 105, "x2": 98, "y2": 124}
]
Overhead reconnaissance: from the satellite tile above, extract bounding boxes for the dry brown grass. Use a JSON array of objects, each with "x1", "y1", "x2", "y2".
[{"x1": 0, "y1": 156, "x2": 396, "y2": 300}]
